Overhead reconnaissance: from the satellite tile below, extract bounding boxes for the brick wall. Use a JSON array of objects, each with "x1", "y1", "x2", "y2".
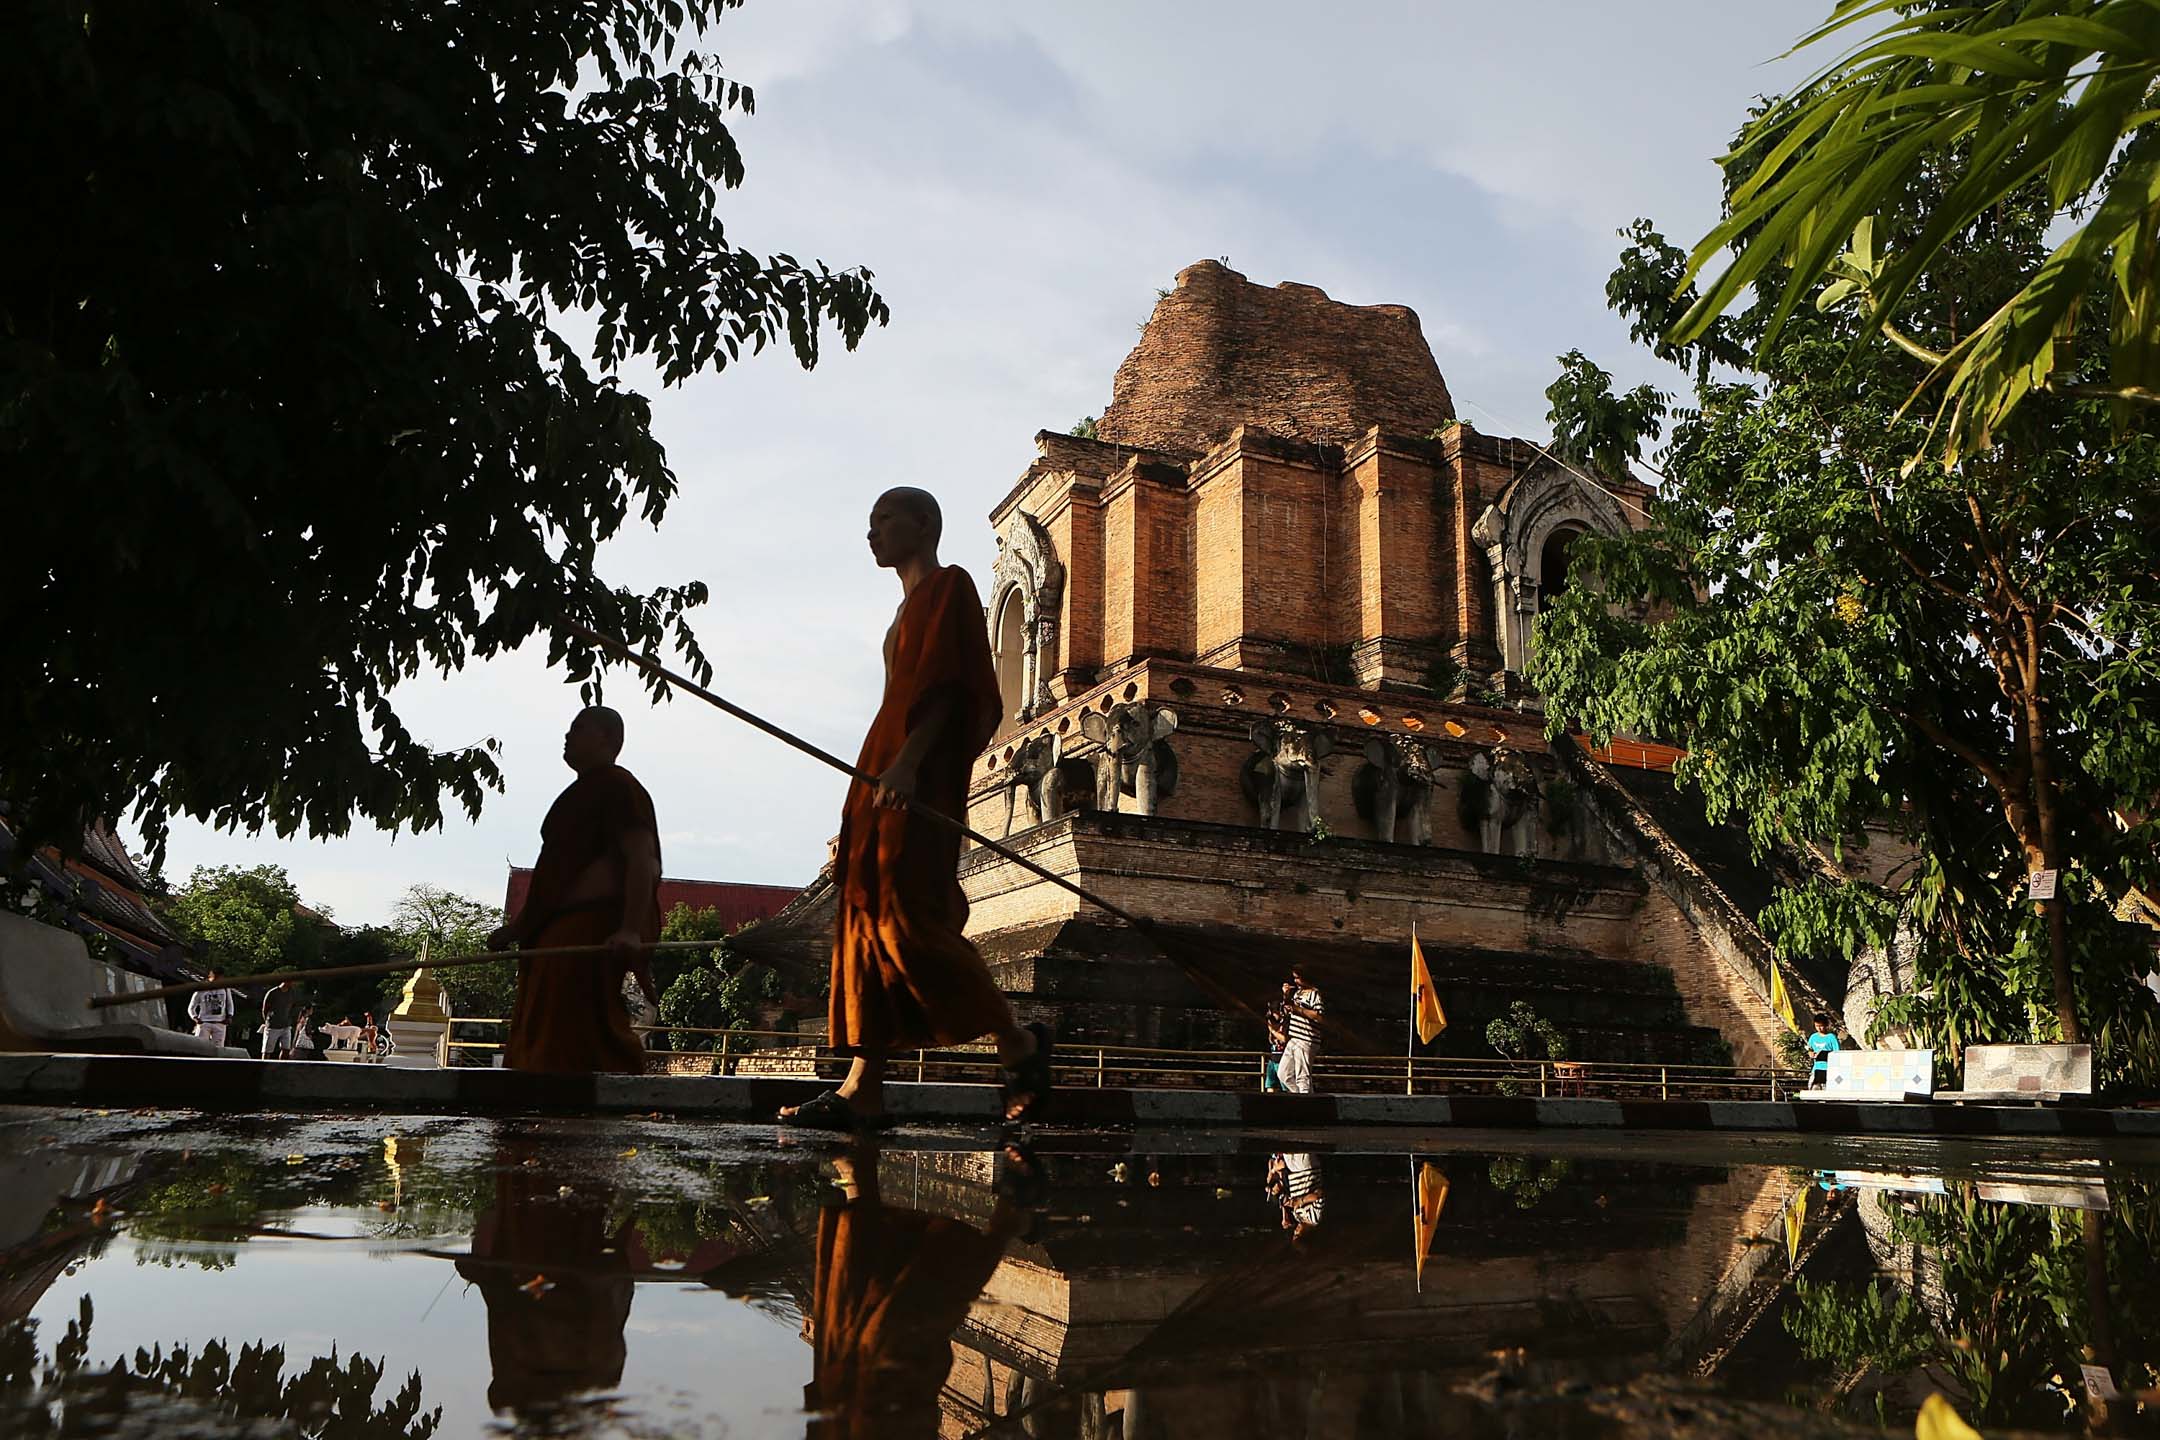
[{"x1": 1097, "y1": 260, "x2": 1455, "y2": 453}]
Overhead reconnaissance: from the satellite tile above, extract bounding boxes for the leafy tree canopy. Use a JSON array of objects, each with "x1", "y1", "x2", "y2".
[
  {"x1": 656, "y1": 901, "x2": 778, "y2": 1049},
  {"x1": 389, "y1": 883, "x2": 509, "y2": 1017},
  {"x1": 1534, "y1": 138, "x2": 2160, "y2": 1072},
  {"x1": 3, "y1": 0, "x2": 886, "y2": 863},
  {"x1": 163, "y1": 864, "x2": 324, "y2": 979},
  {"x1": 1542, "y1": 348, "x2": 1667, "y2": 480},
  {"x1": 1672, "y1": 0, "x2": 2160, "y2": 468}
]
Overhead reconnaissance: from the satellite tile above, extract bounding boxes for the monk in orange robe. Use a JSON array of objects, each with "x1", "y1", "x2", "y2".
[
  {"x1": 492, "y1": 705, "x2": 661, "y2": 1074},
  {"x1": 781, "y1": 488, "x2": 1050, "y2": 1131}
]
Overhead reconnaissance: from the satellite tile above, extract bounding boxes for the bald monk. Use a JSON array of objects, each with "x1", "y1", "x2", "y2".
[
  {"x1": 781, "y1": 488, "x2": 1051, "y2": 1130},
  {"x1": 490, "y1": 705, "x2": 661, "y2": 1073}
]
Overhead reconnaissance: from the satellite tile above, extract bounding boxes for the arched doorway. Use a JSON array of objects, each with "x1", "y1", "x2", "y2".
[
  {"x1": 1538, "y1": 527, "x2": 1582, "y2": 613},
  {"x1": 992, "y1": 588, "x2": 1028, "y2": 739}
]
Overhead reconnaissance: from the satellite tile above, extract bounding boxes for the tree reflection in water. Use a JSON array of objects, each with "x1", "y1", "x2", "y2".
[
  {"x1": 1784, "y1": 1176, "x2": 2160, "y2": 1430},
  {"x1": 0, "y1": 1295, "x2": 439, "y2": 1437}
]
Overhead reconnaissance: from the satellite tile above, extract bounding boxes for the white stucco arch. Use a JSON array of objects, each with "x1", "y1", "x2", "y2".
[
  {"x1": 1471, "y1": 461, "x2": 1630, "y2": 674},
  {"x1": 988, "y1": 510, "x2": 1064, "y2": 723}
]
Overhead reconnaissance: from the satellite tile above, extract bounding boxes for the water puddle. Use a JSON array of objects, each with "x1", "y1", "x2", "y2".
[{"x1": 1, "y1": 1109, "x2": 2155, "y2": 1436}]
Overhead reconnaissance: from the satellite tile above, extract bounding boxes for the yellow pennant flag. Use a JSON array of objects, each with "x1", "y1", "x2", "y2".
[
  {"x1": 1413, "y1": 1160, "x2": 1450, "y2": 1291},
  {"x1": 1411, "y1": 931, "x2": 1447, "y2": 1044},
  {"x1": 1783, "y1": 1183, "x2": 1811, "y2": 1268},
  {"x1": 1768, "y1": 957, "x2": 1799, "y2": 1033}
]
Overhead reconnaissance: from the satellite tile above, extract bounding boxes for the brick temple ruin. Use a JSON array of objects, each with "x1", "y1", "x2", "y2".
[{"x1": 753, "y1": 260, "x2": 1841, "y2": 1067}]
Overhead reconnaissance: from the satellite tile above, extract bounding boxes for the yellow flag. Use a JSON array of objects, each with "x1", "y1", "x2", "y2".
[
  {"x1": 1768, "y1": 958, "x2": 1799, "y2": 1033},
  {"x1": 1413, "y1": 1160, "x2": 1450, "y2": 1291},
  {"x1": 1915, "y1": 1393, "x2": 1982, "y2": 1440},
  {"x1": 1783, "y1": 1184, "x2": 1810, "y2": 1268},
  {"x1": 1411, "y1": 931, "x2": 1447, "y2": 1044}
]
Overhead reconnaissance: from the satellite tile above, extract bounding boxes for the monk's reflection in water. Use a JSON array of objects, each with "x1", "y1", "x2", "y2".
[
  {"x1": 804, "y1": 1142, "x2": 1042, "y2": 1439},
  {"x1": 453, "y1": 1137, "x2": 746, "y2": 1424}
]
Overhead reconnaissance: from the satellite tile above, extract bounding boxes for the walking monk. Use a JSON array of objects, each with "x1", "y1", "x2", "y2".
[
  {"x1": 781, "y1": 488, "x2": 1052, "y2": 1130},
  {"x1": 491, "y1": 706, "x2": 661, "y2": 1073}
]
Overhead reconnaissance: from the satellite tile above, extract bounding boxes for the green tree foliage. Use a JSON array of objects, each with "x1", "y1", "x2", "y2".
[
  {"x1": 1536, "y1": 161, "x2": 2160, "y2": 1072},
  {"x1": 389, "y1": 884, "x2": 509, "y2": 1017},
  {"x1": 3, "y1": 1, "x2": 887, "y2": 862},
  {"x1": 163, "y1": 865, "x2": 323, "y2": 978},
  {"x1": 1543, "y1": 348, "x2": 1667, "y2": 479},
  {"x1": 1672, "y1": 1, "x2": 2160, "y2": 468},
  {"x1": 656, "y1": 902, "x2": 778, "y2": 1050},
  {"x1": 1070, "y1": 415, "x2": 1101, "y2": 439}
]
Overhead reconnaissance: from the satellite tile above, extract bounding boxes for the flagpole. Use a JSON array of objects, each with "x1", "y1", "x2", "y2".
[{"x1": 1407, "y1": 923, "x2": 1417, "y2": 1097}]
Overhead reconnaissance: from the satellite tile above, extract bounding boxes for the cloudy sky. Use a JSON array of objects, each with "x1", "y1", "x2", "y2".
[{"x1": 162, "y1": 1, "x2": 1812, "y2": 925}]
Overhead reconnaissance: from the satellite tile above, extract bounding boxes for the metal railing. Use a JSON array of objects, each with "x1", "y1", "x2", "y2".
[{"x1": 443, "y1": 1021, "x2": 1805, "y2": 1100}]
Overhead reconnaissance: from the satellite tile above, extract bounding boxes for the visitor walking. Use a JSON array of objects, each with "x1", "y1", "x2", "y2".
[
  {"x1": 1277, "y1": 965, "x2": 1323, "y2": 1095},
  {"x1": 185, "y1": 971, "x2": 241, "y2": 1048},
  {"x1": 259, "y1": 979, "x2": 303, "y2": 1059},
  {"x1": 1807, "y1": 1013, "x2": 1840, "y2": 1088}
]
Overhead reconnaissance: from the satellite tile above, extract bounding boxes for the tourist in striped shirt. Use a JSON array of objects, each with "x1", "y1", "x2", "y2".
[{"x1": 1277, "y1": 965, "x2": 1323, "y2": 1094}]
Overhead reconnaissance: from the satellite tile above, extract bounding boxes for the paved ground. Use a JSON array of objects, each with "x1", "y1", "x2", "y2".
[{"x1": 3, "y1": 1052, "x2": 2157, "y2": 1140}]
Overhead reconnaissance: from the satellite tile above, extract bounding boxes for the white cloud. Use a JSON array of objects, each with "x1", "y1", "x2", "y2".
[{"x1": 157, "y1": 2, "x2": 1814, "y2": 924}]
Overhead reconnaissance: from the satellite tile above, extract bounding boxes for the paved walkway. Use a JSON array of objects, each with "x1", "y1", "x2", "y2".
[{"x1": 2, "y1": 1053, "x2": 2156, "y2": 1138}]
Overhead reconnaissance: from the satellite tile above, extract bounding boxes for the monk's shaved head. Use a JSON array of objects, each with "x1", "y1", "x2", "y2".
[
  {"x1": 563, "y1": 704, "x2": 625, "y2": 773},
  {"x1": 876, "y1": 487, "x2": 943, "y2": 545},
  {"x1": 577, "y1": 705, "x2": 625, "y2": 753}
]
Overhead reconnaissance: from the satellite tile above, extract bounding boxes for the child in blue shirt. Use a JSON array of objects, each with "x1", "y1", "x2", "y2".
[{"x1": 1807, "y1": 1014, "x2": 1841, "y2": 1087}]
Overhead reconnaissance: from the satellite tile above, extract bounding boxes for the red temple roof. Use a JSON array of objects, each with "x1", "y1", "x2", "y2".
[{"x1": 503, "y1": 867, "x2": 801, "y2": 934}]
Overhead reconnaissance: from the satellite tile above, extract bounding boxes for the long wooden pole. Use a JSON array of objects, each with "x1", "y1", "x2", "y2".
[
  {"x1": 89, "y1": 939, "x2": 727, "y2": 1009},
  {"x1": 559, "y1": 621, "x2": 1156, "y2": 933}
]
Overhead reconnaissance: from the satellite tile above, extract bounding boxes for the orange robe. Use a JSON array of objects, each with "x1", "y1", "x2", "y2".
[
  {"x1": 830, "y1": 564, "x2": 1007, "y2": 1054},
  {"x1": 506, "y1": 764, "x2": 659, "y2": 1074},
  {"x1": 807, "y1": 1192, "x2": 1009, "y2": 1439}
]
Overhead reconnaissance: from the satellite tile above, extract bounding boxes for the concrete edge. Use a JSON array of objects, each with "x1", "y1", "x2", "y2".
[{"x1": 3, "y1": 1055, "x2": 2157, "y2": 1138}]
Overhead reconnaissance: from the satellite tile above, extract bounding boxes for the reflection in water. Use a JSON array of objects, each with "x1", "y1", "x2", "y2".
[
  {"x1": 805, "y1": 1148, "x2": 1030, "y2": 1439},
  {"x1": 0, "y1": 1295, "x2": 440, "y2": 1438},
  {"x1": 3, "y1": 1121, "x2": 2158, "y2": 1438}
]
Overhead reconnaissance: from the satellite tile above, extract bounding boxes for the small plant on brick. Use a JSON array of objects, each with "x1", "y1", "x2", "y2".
[
  {"x1": 1421, "y1": 653, "x2": 1462, "y2": 698},
  {"x1": 1308, "y1": 815, "x2": 1332, "y2": 842},
  {"x1": 1069, "y1": 415, "x2": 1100, "y2": 439}
]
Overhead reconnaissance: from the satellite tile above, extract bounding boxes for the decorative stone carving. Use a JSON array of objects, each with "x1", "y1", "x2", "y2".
[
  {"x1": 1353, "y1": 734, "x2": 1438, "y2": 845},
  {"x1": 1001, "y1": 730, "x2": 1064, "y2": 837},
  {"x1": 1080, "y1": 703, "x2": 1180, "y2": 816},
  {"x1": 990, "y1": 511, "x2": 1066, "y2": 720},
  {"x1": 1466, "y1": 748, "x2": 1542, "y2": 857},
  {"x1": 1471, "y1": 460, "x2": 1630, "y2": 675},
  {"x1": 1242, "y1": 719, "x2": 1334, "y2": 832}
]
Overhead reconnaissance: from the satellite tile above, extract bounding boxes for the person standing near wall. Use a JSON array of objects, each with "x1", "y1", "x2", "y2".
[
  {"x1": 1277, "y1": 965, "x2": 1324, "y2": 1095},
  {"x1": 1807, "y1": 1013, "x2": 1841, "y2": 1088},
  {"x1": 186, "y1": 971, "x2": 241, "y2": 1048}
]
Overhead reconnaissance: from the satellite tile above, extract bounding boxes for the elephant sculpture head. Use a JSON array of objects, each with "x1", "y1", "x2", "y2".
[
  {"x1": 1242, "y1": 719, "x2": 1334, "y2": 832},
  {"x1": 1353, "y1": 734, "x2": 1438, "y2": 845},
  {"x1": 1000, "y1": 730, "x2": 1064, "y2": 836},
  {"x1": 1080, "y1": 702, "x2": 1179, "y2": 815}
]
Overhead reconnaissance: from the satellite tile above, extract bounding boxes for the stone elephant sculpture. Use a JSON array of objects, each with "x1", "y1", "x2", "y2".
[
  {"x1": 1080, "y1": 702, "x2": 1179, "y2": 815},
  {"x1": 1465, "y1": 747, "x2": 1541, "y2": 857},
  {"x1": 1353, "y1": 734, "x2": 1438, "y2": 845},
  {"x1": 1242, "y1": 719, "x2": 1334, "y2": 832},
  {"x1": 1001, "y1": 729, "x2": 1064, "y2": 837}
]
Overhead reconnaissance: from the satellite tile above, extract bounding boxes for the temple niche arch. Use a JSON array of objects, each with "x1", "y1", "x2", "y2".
[
  {"x1": 987, "y1": 510, "x2": 1064, "y2": 730},
  {"x1": 991, "y1": 586, "x2": 1029, "y2": 739},
  {"x1": 1472, "y1": 461, "x2": 1630, "y2": 675}
]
